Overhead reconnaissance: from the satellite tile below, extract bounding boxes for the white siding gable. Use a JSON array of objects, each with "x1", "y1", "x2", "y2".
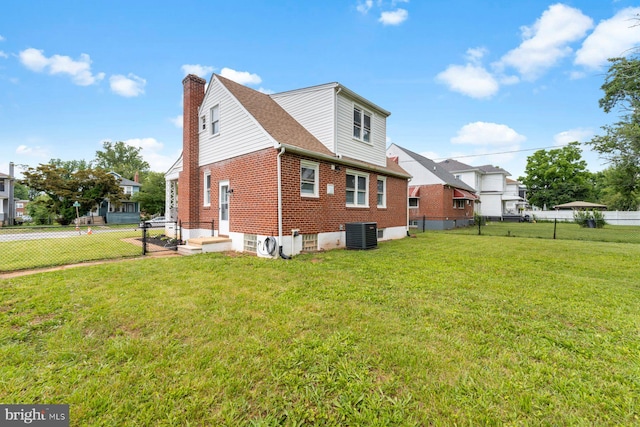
[
  {"x1": 336, "y1": 93, "x2": 387, "y2": 167},
  {"x1": 199, "y1": 78, "x2": 274, "y2": 166},
  {"x1": 271, "y1": 85, "x2": 335, "y2": 152},
  {"x1": 386, "y1": 145, "x2": 443, "y2": 185},
  {"x1": 482, "y1": 174, "x2": 505, "y2": 192}
]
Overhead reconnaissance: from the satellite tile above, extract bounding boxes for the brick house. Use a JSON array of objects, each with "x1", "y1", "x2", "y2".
[
  {"x1": 166, "y1": 74, "x2": 410, "y2": 257},
  {"x1": 386, "y1": 144, "x2": 477, "y2": 230}
]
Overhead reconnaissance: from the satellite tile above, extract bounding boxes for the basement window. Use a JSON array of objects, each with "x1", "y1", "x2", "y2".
[
  {"x1": 302, "y1": 234, "x2": 317, "y2": 252},
  {"x1": 244, "y1": 234, "x2": 257, "y2": 253}
]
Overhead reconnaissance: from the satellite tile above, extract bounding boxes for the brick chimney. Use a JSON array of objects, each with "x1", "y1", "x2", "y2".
[
  {"x1": 134, "y1": 171, "x2": 139, "y2": 183},
  {"x1": 179, "y1": 74, "x2": 207, "y2": 228}
]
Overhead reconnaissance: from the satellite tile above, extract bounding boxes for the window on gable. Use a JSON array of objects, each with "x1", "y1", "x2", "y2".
[
  {"x1": 201, "y1": 115, "x2": 206, "y2": 131},
  {"x1": 353, "y1": 106, "x2": 372, "y2": 143},
  {"x1": 300, "y1": 160, "x2": 319, "y2": 197},
  {"x1": 211, "y1": 105, "x2": 220, "y2": 135},
  {"x1": 204, "y1": 172, "x2": 211, "y2": 206},
  {"x1": 377, "y1": 177, "x2": 386, "y2": 208},
  {"x1": 409, "y1": 197, "x2": 419, "y2": 208},
  {"x1": 346, "y1": 171, "x2": 368, "y2": 207}
]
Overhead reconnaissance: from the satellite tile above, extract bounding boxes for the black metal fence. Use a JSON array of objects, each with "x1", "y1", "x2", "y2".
[{"x1": 411, "y1": 215, "x2": 640, "y2": 245}]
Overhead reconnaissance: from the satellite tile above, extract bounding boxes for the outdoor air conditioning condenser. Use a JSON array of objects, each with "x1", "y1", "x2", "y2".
[{"x1": 345, "y1": 222, "x2": 377, "y2": 250}]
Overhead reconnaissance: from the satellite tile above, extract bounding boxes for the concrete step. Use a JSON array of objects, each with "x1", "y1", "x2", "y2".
[
  {"x1": 177, "y1": 244, "x2": 203, "y2": 256},
  {"x1": 178, "y1": 237, "x2": 233, "y2": 255}
]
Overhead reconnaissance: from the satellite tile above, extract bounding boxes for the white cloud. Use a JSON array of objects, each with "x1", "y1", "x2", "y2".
[
  {"x1": 436, "y1": 63, "x2": 499, "y2": 99},
  {"x1": 109, "y1": 74, "x2": 146, "y2": 97},
  {"x1": 451, "y1": 122, "x2": 526, "y2": 146},
  {"x1": 18, "y1": 48, "x2": 105, "y2": 86},
  {"x1": 466, "y1": 47, "x2": 488, "y2": 64},
  {"x1": 0, "y1": 51, "x2": 7, "y2": 59},
  {"x1": 553, "y1": 128, "x2": 593, "y2": 146},
  {"x1": 357, "y1": 0, "x2": 373, "y2": 14},
  {"x1": 497, "y1": 4, "x2": 593, "y2": 81},
  {"x1": 170, "y1": 115, "x2": 183, "y2": 128},
  {"x1": 258, "y1": 87, "x2": 274, "y2": 94},
  {"x1": 122, "y1": 138, "x2": 177, "y2": 172},
  {"x1": 575, "y1": 7, "x2": 640, "y2": 69},
  {"x1": 220, "y1": 67, "x2": 262, "y2": 85},
  {"x1": 181, "y1": 64, "x2": 215, "y2": 78},
  {"x1": 0, "y1": 35, "x2": 5, "y2": 41},
  {"x1": 379, "y1": 8, "x2": 408, "y2": 26},
  {"x1": 15, "y1": 144, "x2": 49, "y2": 157}
]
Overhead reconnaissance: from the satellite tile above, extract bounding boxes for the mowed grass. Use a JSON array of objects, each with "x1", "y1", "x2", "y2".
[
  {"x1": 1, "y1": 233, "x2": 639, "y2": 426},
  {"x1": 0, "y1": 229, "x2": 142, "y2": 272},
  {"x1": 443, "y1": 220, "x2": 640, "y2": 244}
]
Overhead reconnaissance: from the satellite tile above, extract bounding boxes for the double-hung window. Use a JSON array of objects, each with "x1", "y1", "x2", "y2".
[
  {"x1": 377, "y1": 177, "x2": 386, "y2": 208},
  {"x1": 353, "y1": 106, "x2": 372, "y2": 143},
  {"x1": 300, "y1": 160, "x2": 319, "y2": 197},
  {"x1": 204, "y1": 172, "x2": 211, "y2": 206},
  {"x1": 200, "y1": 115, "x2": 206, "y2": 131},
  {"x1": 346, "y1": 171, "x2": 368, "y2": 207},
  {"x1": 210, "y1": 105, "x2": 220, "y2": 135}
]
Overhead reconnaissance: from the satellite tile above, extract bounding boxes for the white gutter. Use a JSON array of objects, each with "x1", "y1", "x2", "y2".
[
  {"x1": 277, "y1": 146, "x2": 285, "y2": 253},
  {"x1": 334, "y1": 87, "x2": 342, "y2": 155},
  {"x1": 275, "y1": 143, "x2": 411, "y2": 179}
]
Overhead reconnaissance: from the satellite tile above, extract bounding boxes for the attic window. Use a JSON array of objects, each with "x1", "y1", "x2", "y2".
[
  {"x1": 201, "y1": 115, "x2": 206, "y2": 131},
  {"x1": 353, "y1": 106, "x2": 371, "y2": 143},
  {"x1": 211, "y1": 105, "x2": 219, "y2": 135}
]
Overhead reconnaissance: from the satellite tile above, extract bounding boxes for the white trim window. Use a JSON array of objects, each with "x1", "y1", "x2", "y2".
[
  {"x1": 377, "y1": 177, "x2": 386, "y2": 208},
  {"x1": 346, "y1": 170, "x2": 369, "y2": 207},
  {"x1": 200, "y1": 115, "x2": 206, "y2": 131},
  {"x1": 210, "y1": 104, "x2": 220, "y2": 135},
  {"x1": 204, "y1": 172, "x2": 211, "y2": 206},
  {"x1": 300, "y1": 160, "x2": 319, "y2": 197},
  {"x1": 353, "y1": 106, "x2": 372, "y2": 143},
  {"x1": 409, "y1": 197, "x2": 419, "y2": 208}
]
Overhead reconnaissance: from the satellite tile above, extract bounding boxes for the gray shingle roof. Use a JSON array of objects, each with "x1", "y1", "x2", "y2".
[{"x1": 394, "y1": 146, "x2": 476, "y2": 192}]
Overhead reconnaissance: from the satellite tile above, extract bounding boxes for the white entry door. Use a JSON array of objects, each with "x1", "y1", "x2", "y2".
[{"x1": 219, "y1": 181, "x2": 229, "y2": 236}]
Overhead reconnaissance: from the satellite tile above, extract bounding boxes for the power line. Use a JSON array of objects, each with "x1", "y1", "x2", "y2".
[{"x1": 430, "y1": 142, "x2": 583, "y2": 161}]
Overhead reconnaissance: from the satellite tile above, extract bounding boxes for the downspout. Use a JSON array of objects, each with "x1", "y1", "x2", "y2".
[
  {"x1": 334, "y1": 87, "x2": 342, "y2": 155},
  {"x1": 276, "y1": 146, "x2": 291, "y2": 259}
]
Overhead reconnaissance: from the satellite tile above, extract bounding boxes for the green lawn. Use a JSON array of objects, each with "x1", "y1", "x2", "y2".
[
  {"x1": 1, "y1": 234, "x2": 639, "y2": 425},
  {"x1": 0, "y1": 229, "x2": 142, "y2": 272}
]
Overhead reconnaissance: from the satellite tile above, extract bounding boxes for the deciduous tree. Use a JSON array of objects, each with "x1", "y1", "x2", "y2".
[
  {"x1": 519, "y1": 142, "x2": 594, "y2": 209},
  {"x1": 21, "y1": 164, "x2": 124, "y2": 225},
  {"x1": 94, "y1": 141, "x2": 150, "y2": 180}
]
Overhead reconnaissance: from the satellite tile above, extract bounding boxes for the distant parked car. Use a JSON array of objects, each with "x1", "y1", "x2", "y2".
[{"x1": 141, "y1": 216, "x2": 166, "y2": 228}]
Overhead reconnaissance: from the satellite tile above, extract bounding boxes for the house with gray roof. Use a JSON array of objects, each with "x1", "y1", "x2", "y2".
[
  {"x1": 438, "y1": 159, "x2": 524, "y2": 219},
  {"x1": 386, "y1": 144, "x2": 478, "y2": 230}
]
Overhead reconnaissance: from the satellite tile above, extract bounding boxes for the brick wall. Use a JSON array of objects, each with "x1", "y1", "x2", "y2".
[
  {"x1": 189, "y1": 149, "x2": 408, "y2": 236},
  {"x1": 410, "y1": 184, "x2": 474, "y2": 220},
  {"x1": 179, "y1": 74, "x2": 206, "y2": 228},
  {"x1": 280, "y1": 154, "x2": 407, "y2": 234}
]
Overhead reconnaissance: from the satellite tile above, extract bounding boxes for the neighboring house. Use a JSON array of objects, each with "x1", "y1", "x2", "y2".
[
  {"x1": 505, "y1": 178, "x2": 528, "y2": 214},
  {"x1": 90, "y1": 171, "x2": 142, "y2": 224},
  {"x1": 438, "y1": 159, "x2": 522, "y2": 219},
  {"x1": 0, "y1": 162, "x2": 15, "y2": 227},
  {"x1": 166, "y1": 74, "x2": 411, "y2": 256},
  {"x1": 386, "y1": 144, "x2": 478, "y2": 230},
  {"x1": 15, "y1": 200, "x2": 29, "y2": 220}
]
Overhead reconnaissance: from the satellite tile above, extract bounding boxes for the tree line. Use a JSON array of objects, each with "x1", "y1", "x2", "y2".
[
  {"x1": 19, "y1": 141, "x2": 165, "y2": 225},
  {"x1": 520, "y1": 56, "x2": 640, "y2": 211}
]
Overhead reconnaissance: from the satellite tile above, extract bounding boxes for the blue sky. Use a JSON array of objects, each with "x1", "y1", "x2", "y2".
[{"x1": 2, "y1": 0, "x2": 640, "y2": 180}]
